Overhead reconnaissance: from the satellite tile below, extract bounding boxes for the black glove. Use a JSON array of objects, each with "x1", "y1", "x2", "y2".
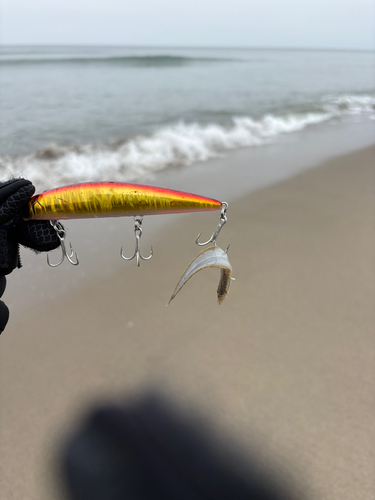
[{"x1": 0, "y1": 178, "x2": 61, "y2": 333}]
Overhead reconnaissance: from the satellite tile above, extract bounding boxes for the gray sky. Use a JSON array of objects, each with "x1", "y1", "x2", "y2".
[{"x1": 1, "y1": 0, "x2": 374, "y2": 50}]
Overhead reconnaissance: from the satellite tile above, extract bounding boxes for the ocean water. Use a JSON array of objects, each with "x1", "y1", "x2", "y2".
[{"x1": 0, "y1": 46, "x2": 374, "y2": 190}]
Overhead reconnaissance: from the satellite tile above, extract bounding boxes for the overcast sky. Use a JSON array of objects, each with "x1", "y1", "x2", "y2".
[{"x1": 1, "y1": 0, "x2": 374, "y2": 50}]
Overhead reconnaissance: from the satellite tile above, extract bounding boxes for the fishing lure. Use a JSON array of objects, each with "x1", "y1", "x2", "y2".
[
  {"x1": 24, "y1": 182, "x2": 227, "y2": 268},
  {"x1": 167, "y1": 246, "x2": 234, "y2": 305},
  {"x1": 25, "y1": 182, "x2": 222, "y2": 220}
]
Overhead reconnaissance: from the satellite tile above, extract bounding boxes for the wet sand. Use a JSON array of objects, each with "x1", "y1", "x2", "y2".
[{"x1": 1, "y1": 145, "x2": 374, "y2": 499}]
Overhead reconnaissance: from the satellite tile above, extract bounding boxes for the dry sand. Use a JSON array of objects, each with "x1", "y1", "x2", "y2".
[{"x1": 1, "y1": 145, "x2": 374, "y2": 499}]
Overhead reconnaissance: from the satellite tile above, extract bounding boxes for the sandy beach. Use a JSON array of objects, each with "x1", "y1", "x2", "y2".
[{"x1": 1, "y1": 145, "x2": 374, "y2": 499}]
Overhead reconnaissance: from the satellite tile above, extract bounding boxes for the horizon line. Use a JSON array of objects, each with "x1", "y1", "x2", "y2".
[{"x1": 1, "y1": 43, "x2": 374, "y2": 53}]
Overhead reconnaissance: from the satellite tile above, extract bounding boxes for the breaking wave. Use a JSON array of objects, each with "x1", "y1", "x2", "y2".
[{"x1": 1, "y1": 94, "x2": 374, "y2": 191}]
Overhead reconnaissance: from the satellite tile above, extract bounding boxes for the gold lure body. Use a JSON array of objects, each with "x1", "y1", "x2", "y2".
[{"x1": 25, "y1": 182, "x2": 222, "y2": 220}]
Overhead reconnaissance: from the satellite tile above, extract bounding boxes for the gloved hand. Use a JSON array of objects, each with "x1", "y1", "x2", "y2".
[{"x1": 0, "y1": 178, "x2": 61, "y2": 333}]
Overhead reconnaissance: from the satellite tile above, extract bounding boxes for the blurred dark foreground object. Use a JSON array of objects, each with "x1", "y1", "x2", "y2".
[
  {"x1": 59, "y1": 393, "x2": 299, "y2": 500},
  {"x1": 0, "y1": 178, "x2": 61, "y2": 333}
]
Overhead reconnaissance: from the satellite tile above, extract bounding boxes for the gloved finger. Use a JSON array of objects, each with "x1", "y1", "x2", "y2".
[
  {"x1": 0, "y1": 276, "x2": 6, "y2": 297},
  {"x1": 0, "y1": 300, "x2": 9, "y2": 333},
  {"x1": 0, "y1": 178, "x2": 34, "y2": 204},
  {"x1": 0, "y1": 179, "x2": 35, "y2": 226},
  {"x1": 12, "y1": 220, "x2": 61, "y2": 252},
  {"x1": 0, "y1": 228, "x2": 21, "y2": 275}
]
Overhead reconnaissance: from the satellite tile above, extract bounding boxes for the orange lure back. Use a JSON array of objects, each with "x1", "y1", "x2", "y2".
[{"x1": 25, "y1": 182, "x2": 222, "y2": 220}]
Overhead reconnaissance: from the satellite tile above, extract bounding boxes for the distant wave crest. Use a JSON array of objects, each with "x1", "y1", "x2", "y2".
[
  {"x1": 0, "y1": 54, "x2": 237, "y2": 67},
  {"x1": 1, "y1": 94, "x2": 374, "y2": 191}
]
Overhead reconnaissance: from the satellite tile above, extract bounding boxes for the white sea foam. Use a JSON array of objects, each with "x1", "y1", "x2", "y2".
[
  {"x1": 323, "y1": 94, "x2": 375, "y2": 115},
  {"x1": 1, "y1": 94, "x2": 374, "y2": 191}
]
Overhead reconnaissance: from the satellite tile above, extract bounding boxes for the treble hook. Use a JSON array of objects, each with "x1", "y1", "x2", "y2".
[
  {"x1": 47, "y1": 220, "x2": 79, "y2": 267},
  {"x1": 120, "y1": 216, "x2": 153, "y2": 267},
  {"x1": 196, "y1": 202, "x2": 228, "y2": 246}
]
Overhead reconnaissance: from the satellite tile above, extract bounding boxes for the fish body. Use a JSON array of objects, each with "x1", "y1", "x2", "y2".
[
  {"x1": 168, "y1": 246, "x2": 233, "y2": 305},
  {"x1": 25, "y1": 182, "x2": 222, "y2": 220}
]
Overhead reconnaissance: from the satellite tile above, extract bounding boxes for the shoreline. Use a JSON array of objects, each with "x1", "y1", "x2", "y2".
[
  {"x1": 1, "y1": 142, "x2": 375, "y2": 499},
  {"x1": 4, "y1": 119, "x2": 375, "y2": 311}
]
